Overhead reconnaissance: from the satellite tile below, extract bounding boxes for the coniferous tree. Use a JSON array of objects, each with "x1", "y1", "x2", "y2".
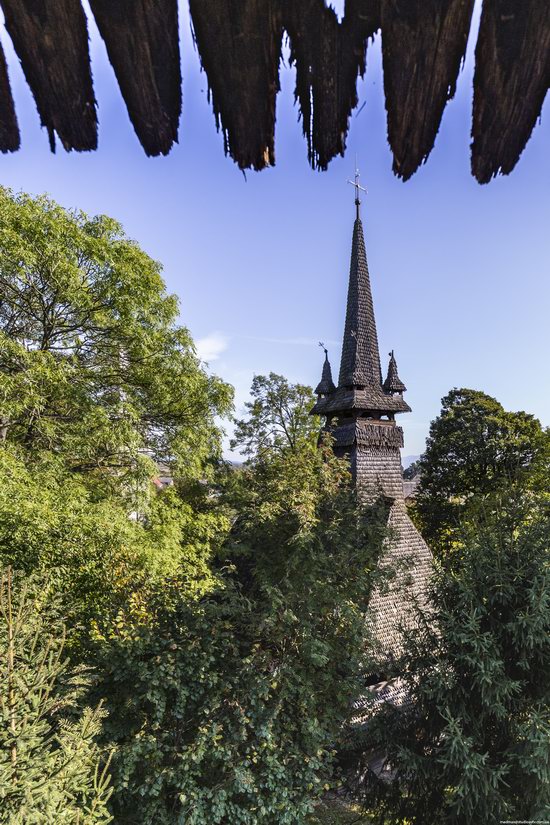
[{"x1": 0, "y1": 569, "x2": 112, "y2": 824}]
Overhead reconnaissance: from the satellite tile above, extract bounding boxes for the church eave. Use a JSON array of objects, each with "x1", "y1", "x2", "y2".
[
  {"x1": 315, "y1": 377, "x2": 336, "y2": 395},
  {"x1": 311, "y1": 387, "x2": 411, "y2": 416}
]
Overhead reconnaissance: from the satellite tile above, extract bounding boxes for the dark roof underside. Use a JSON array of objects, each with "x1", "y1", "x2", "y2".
[{"x1": 0, "y1": 1, "x2": 548, "y2": 182}]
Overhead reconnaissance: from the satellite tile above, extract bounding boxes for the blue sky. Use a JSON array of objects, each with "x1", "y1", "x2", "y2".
[{"x1": 1, "y1": 1, "x2": 549, "y2": 459}]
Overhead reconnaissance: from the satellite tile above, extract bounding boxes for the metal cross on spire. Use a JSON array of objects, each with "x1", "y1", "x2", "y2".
[{"x1": 347, "y1": 158, "x2": 367, "y2": 219}]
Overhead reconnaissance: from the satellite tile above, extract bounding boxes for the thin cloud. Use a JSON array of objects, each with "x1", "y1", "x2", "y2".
[{"x1": 196, "y1": 331, "x2": 229, "y2": 363}]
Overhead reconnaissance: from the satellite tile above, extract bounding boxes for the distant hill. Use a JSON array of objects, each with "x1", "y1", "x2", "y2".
[{"x1": 402, "y1": 454, "x2": 420, "y2": 470}]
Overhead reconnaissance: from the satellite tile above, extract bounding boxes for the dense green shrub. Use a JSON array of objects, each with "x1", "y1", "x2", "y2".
[
  {"x1": 94, "y1": 445, "x2": 386, "y2": 824},
  {"x1": 355, "y1": 488, "x2": 550, "y2": 824},
  {"x1": 0, "y1": 569, "x2": 111, "y2": 824}
]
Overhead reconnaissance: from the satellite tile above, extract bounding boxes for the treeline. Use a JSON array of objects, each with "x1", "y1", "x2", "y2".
[{"x1": 0, "y1": 190, "x2": 548, "y2": 824}]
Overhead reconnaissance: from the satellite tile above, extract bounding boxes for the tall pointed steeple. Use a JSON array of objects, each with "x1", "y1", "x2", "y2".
[
  {"x1": 310, "y1": 171, "x2": 409, "y2": 418},
  {"x1": 338, "y1": 214, "x2": 382, "y2": 389}
]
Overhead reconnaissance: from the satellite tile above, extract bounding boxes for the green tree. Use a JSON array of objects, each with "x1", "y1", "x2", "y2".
[
  {"x1": 0, "y1": 568, "x2": 112, "y2": 824},
  {"x1": 414, "y1": 388, "x2": 548, "y2": 554},
  {"x1": 355, "y1": 489, "x2": 550, "y2": 824},
  {"x1": 94, "y1": 441, "x2": 386, "y2": 824},
  {"x1": 403, "y1": 459, "x2": 421, "y2": 480},
  {"x1": 0, "y1": 447, "x2": 228, "y2": 654},
  {"x1": 0, "y1": 189, "x2": 233, "y2": 647},
  {"x1": 231, "y1": 372, "x2": 319, "y2": 458},
  {"x1": 0, "y1": 188, "x2": 232, "y2": 487}
]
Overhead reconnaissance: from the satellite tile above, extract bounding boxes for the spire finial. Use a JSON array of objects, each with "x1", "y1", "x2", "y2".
[
  {"x1": 347, "y1": 156, "x2": 367, "y2": 220},
  {"x1": 319, "y1": 341, "x2": 328, "y2": 359}
]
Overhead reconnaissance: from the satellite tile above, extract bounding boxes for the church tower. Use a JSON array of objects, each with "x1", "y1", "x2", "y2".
[{"x1": 311, "y1": 176, "x2": 432, "y2": 661}]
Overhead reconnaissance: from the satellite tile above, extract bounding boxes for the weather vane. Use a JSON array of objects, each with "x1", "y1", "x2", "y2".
[
  {"x1": 347, "y1": 156, "x2": 366, "y2": 218},
  {"x1": 319, "y1": 341, "x2": 328, "y2": 357}
]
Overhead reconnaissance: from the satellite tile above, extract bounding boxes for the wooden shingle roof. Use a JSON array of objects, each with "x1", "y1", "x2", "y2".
[
  {"x1": 368, "y1": 500, "x2": 433, "y2": 662},
  {"x1": 383, "y1": 351, "x2": 407, "y2": 395},
  {"x1": 311, "y1": 386, "x2": 410, "y2": 416},
  {"x1": 1, "y1": 1, "x2": 548, "y2": 182},
  {"x1": 338, "y1": 214, "x2": 382, "y2": 390},
  {"x1": 315, "y1": 350, "x2": 336, "y2": 396},
  {"x1": 311, "y1": 208, "x2": 410, "y2": 418}
]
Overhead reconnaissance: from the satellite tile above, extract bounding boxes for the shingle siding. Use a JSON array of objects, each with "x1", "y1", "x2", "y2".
[
  {"x1": 354, "y1": 438, "x2": 432, "y2": 659},
  {"x1": 368, "y1": 501, "x2": 432, "y2": 660},
  {"x1": 356, "y1": 444, "x2": 405, "y2": 501}
]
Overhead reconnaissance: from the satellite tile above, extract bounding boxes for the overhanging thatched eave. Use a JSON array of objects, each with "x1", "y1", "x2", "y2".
[
  {"x1": 189, "y1": 0, "x2": 283, "y2": 171},
  {"x1": 285, "y1": 0, "x2": 379, "y2": 171},
  {"x1": 0, "y1": 0, "x2": 548, "y2": 182},
  {"x1": 88, "y1": 0, "x2": 181, "y2": 157},
  {"x1": 471, "y1": 0, "x2": 550, "y2": 183},
  {"x1": 1, "y1": 0, "x2": 96, "y2": 152},
  {"x1": 381, "y1": 0, "x2": 475, "y2": 181},
  {"x1": 0, "y1": 38, "x2": 19, "y2": 153}
]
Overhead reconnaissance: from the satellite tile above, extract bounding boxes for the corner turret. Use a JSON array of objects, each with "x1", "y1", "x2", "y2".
[
  {"x1": 383, "y1": 350, "x2": 407, "y2": 396},
  {"x1": 315, "y1": 346, "x2": 336, "y2": 397}
]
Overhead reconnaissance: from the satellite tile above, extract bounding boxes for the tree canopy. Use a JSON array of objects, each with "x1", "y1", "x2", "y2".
[
  {"x1": 0, "y1": 192, "x2": 384, "y2": 824},
  {"x1": 2, "y1": 190, "x2": 548, "y2": 824},
  {"x1": 413, "y1": 388, "x2": 549, "y2": 554},
  {"x1": 94, "y1": 427, "x2": 385, "y2": 824},
  {"x1": 231, "y1": 372, "x2": 319, "y2": 458},
  {"x1": 403, "y1": 459, "x2": 421, "y2": 480},
  {"x1": 0, "y1": 188, "x2": 232, "y2": 485},
  {"x1": 0, "y1": 188, "x2": 234, "y2": 652},
  {"x1": 351, "y1": 389, "x2": 550, "y2": 822}
]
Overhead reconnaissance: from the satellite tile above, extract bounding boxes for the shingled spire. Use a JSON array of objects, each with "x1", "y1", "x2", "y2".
[
  {"x1": 315, "y1": 346, "x2": 336, "y2": 396},
  {"x1": 383, "y1": 350, "x2": 407, "y2": 395},
  {"x1": 338, "y1": 213, "x2": 383, "y2": 389},
  {"x1": 310, "y1": 178, "x2": 409, "y2": 418}
]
